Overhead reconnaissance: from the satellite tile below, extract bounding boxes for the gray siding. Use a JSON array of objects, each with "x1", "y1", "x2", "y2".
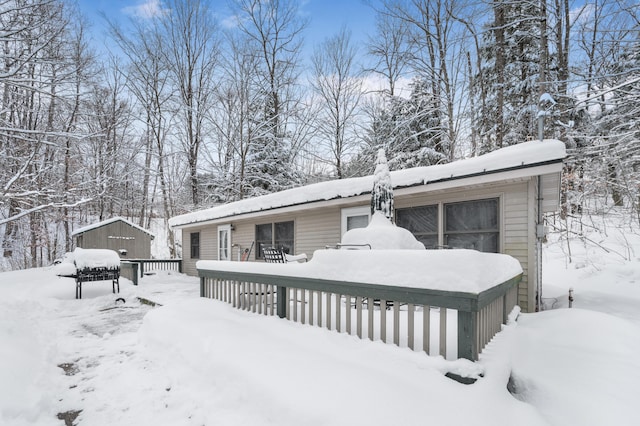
[
  {"x1": 295, "y1": 208, "x2": 341, "y2": 256},
  {"x1": 76, "y1": 220, "x2": 152, "y2": 259},
  {"x1": 182, "y1": 227, "x2": 216, "y2": 276},
  {"x1": 178, "y1": 173, "x2": 560, "y2": 313}
]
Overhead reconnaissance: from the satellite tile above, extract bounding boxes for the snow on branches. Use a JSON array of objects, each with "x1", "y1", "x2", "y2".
[{"x1": 370, "y1": 149, "x2": 394, "y2": 222}]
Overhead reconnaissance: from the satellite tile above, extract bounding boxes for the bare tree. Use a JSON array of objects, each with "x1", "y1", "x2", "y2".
[
  {"x1": 0, "y1": 0, "x2": 93, "y2": 267},
  {"x1": 231, "y1": 0, "x2": 308, "y2": 194},
  {"x1": 310, "y1": 28, "x2": 363, "y2": 179},
  {"x1": 160, "y1": 0, "x2": 220, "y2": 207},
  {"x1": 205, "y1": 33, "x2": 262, "y2": 202},
  {"x1": 107, "y1": 13, "x2": 178, "y2": 256},
  {"x1": 379, "y1": 0, "x2": 468, "y2": 160},
  {"x1": 367, "y1": 12, "x2": 410, "y2": 97}
]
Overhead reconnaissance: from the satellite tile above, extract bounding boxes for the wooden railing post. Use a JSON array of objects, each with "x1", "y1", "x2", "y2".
[
  {"x1": 120, "y1": 261, "x2": 138, "y2": 286},
  {"x1": 277, "y1": 285, "x2": 287, "y2": 318},
  {"x1": 131, "y1": 263, "x2": 138, "y2": 286},
  {"x1": 457, "y1": 310, "x2": 478, "y2": 361},
  {"x1": 200, "y1": 277, "x2": 205, "y2": 297}
]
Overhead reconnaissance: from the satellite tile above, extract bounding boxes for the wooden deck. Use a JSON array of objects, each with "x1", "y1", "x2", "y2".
[{"x1": 197, "y1": 266, "x2": 521, "y2": 361}]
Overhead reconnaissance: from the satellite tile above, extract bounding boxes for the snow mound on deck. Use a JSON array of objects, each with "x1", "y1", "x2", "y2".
[
  {"x1": 73, "y1": 248, "x2": 121, "y2": 270},
  {"x1": 198, "y1": 249, "x2": 523, "y2": 294},
  {"x1": 341, "y1": 212, "x2": 425, "y2": 250}
]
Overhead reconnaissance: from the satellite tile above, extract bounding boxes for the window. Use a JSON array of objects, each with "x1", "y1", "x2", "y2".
[
  {"x1": 396, "y1": 205, "x2": 439, "y2": 249},
  {"x1": 218, "y1": 225, "x2": 231, "y2": 261},
  {"x1": 255, "y1": 221, "x2": 294, "y2": 259},
  {"x1": 190, "y1": 232, "x2": 200, "y2": 259},
  {"x1": 255, "y1": 223, "x2": 272, "y2": 259},
  {"x1": 444, "y1": 198, "x2": 499, "y2": 253},
  {"x1": 341, "y1": 206, "x2": 370, "y2": 236},
  {"x1": 274, "y1": 221, "x2": 294, "y2": 254}
]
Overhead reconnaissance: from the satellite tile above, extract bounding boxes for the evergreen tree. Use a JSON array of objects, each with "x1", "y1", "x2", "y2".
[
  {"x1": 476, "y1": 0, "x2": 544, "y2": 152},
  {"x1": 355, "y1": 78, "x2": 448, "y2": 176},
  {"x1": 371, "y1": 149, "x2": 394, "y2": 222},
  {"x1": 590, "y1": 38, "x2": 640, "y2": 208}
]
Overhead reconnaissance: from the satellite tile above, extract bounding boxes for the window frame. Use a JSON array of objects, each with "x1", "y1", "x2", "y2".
[
  {"x1": 340, "y1": 206, "x2": 371, "y2": 236},
  {"x1": 255, "y1": 221, "x2": 295, "y2": 260},
  {"x1": 395, "y1": 204, "x2": 439, "y2": 249},
  {"x1": 395, "y1": 196, "x2": 501, "y2": 253},
  {"x1": 190, "y1": 232, "x2": 200, "y2": 259},
  {"x1": 443, "y1": 198, "x2": 500, "y2": 253}
]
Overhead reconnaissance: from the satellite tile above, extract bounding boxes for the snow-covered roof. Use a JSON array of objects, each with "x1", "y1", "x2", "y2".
[
  {"x1": 72, "y1": 217, "x2": 155, "y2": 238},
  {"x1": 170, "y1": 139, "x2": 566, "y2": 228}
]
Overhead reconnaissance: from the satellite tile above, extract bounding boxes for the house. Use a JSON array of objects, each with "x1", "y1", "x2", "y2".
[
  {"x1": 169, "y1": 139, "x2": 566, "y2": 313},
  {"x1": 72, "y1": 217, "x2": 155, "y2": 259}
]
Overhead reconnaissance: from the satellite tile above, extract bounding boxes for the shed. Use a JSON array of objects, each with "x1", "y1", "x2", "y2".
[
  {"x1": 169, "y1": 139, "x2": 566, "y2": 313},
  {"x1": 72, "y1": 217, "x2": 155, "y2": 259}
]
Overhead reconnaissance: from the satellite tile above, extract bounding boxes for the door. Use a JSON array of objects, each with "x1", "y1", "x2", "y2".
[{"x1": 218, "y1": 225, "x2": 231, "y2": 260}]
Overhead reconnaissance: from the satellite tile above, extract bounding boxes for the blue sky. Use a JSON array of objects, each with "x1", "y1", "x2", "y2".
[{"x1": 76, "y1": 0, "x2": 377, "y2": 56}]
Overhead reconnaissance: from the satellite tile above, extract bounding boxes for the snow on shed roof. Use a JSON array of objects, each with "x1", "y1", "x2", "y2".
[
  {"x1": 72, "y1": 216, "x2": 155, "y2": 238},
  {"x1": 170, "y1": 139, "x2": 566, "y2": 228}
]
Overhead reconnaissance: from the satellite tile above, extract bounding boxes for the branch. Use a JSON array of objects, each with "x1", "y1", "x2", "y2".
[{"x1": 0, "y1": 198, "x2": 92, "y2": 226}]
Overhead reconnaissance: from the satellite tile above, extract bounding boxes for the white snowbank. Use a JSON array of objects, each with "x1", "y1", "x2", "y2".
[
  {"x1": 510, "y1": 308, "x2": 640, "y2": 425},
  {"x1": 198, "y1": 248, "x2": 522, "y2": 293},
  {"x1": 1, "y1": 247, "x2": 639, "y2": 426},
  {"x1": 54, "y1": 261, "x2": 77, "y2": 276},
  {"x1": 341, "y1": 212, "x2": 425, "y2": 250},
  {"x1": 0, "y1": 301, "x2": 58, "y2": 425},
  {"x1": 73, "y1": 248, "x2": 121, "y2": 270},
  {"x1": 170, "y1": 139, "x2": 565, "y2": 227}
]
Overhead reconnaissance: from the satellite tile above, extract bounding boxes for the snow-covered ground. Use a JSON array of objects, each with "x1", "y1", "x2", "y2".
[{"x1": 2, "y1": 210, "x2": 639, "y2": 425}]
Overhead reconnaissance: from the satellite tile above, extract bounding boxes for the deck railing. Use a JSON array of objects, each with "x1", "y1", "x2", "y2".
[
  {"x1": 198, "y1": 267, "x2": 521, "y2": 361},
  {"x1": 120, "y1": 259, "x2": 183, "y2": 285},
  {"x1": 120, "y1": 261, "x2": 140, "y2": 285}
]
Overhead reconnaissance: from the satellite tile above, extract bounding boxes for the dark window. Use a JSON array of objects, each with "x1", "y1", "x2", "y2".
[
  {"x1": 255, "y1": 221, "x2": 294, "y2": 259},
  {"x1": 444, "y1": 198, "x2": 499, "y2": 252},
  {"x1": 396, "y1": 205, "x2": 439, "y2": 249},
  {"x1": 274, "y1": 221, "x2": 294, "y2": 255},
  {"x1": 255, "y1": 223, "x2": 272, "y2": 259},
  {"x1": 190, "y1": 232, "x2": 200, "y2": 259}
]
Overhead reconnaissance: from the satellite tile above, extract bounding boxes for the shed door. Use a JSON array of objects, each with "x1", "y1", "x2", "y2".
[{"x1": 218, "y1": 225, "x2": 231, "y2": 261}]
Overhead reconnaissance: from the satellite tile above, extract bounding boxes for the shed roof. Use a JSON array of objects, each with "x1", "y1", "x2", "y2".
[
  {"x1": 170, "y1": 139, "x2": 566, "y2": 228},
  {"x1": 72, "y1": 217, "x2": 156, "y2": 238}
]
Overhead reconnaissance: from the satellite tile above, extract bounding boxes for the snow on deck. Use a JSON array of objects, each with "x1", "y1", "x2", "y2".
[
  {"x1": 170, "y1": 139, "x2": 566, "y2": 227},
  {"x1": 197, "y1": 249, "x2": 523, "y2": 294}
]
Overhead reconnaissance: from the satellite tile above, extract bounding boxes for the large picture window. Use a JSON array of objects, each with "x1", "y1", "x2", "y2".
[
  {"x1": 395, "y1": 198, "x2": 500, "y2": 253},
  {"x1": 255, "y1": 221, "x2": 294, "y2": 259},
  {"x1": 444, "y1": 198, "x2": 499, "y2": 253},
  {"x1": 190, "y1": 232, "x2": 200, "y2": 259},
  {"x1": 396, "y1": 205, "x2": 439, "y2": 249}
]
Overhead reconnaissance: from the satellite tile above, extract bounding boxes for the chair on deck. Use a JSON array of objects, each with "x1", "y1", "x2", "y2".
[{"x1": 263, "y1": 247, "x2": 307, "y2": 263}]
